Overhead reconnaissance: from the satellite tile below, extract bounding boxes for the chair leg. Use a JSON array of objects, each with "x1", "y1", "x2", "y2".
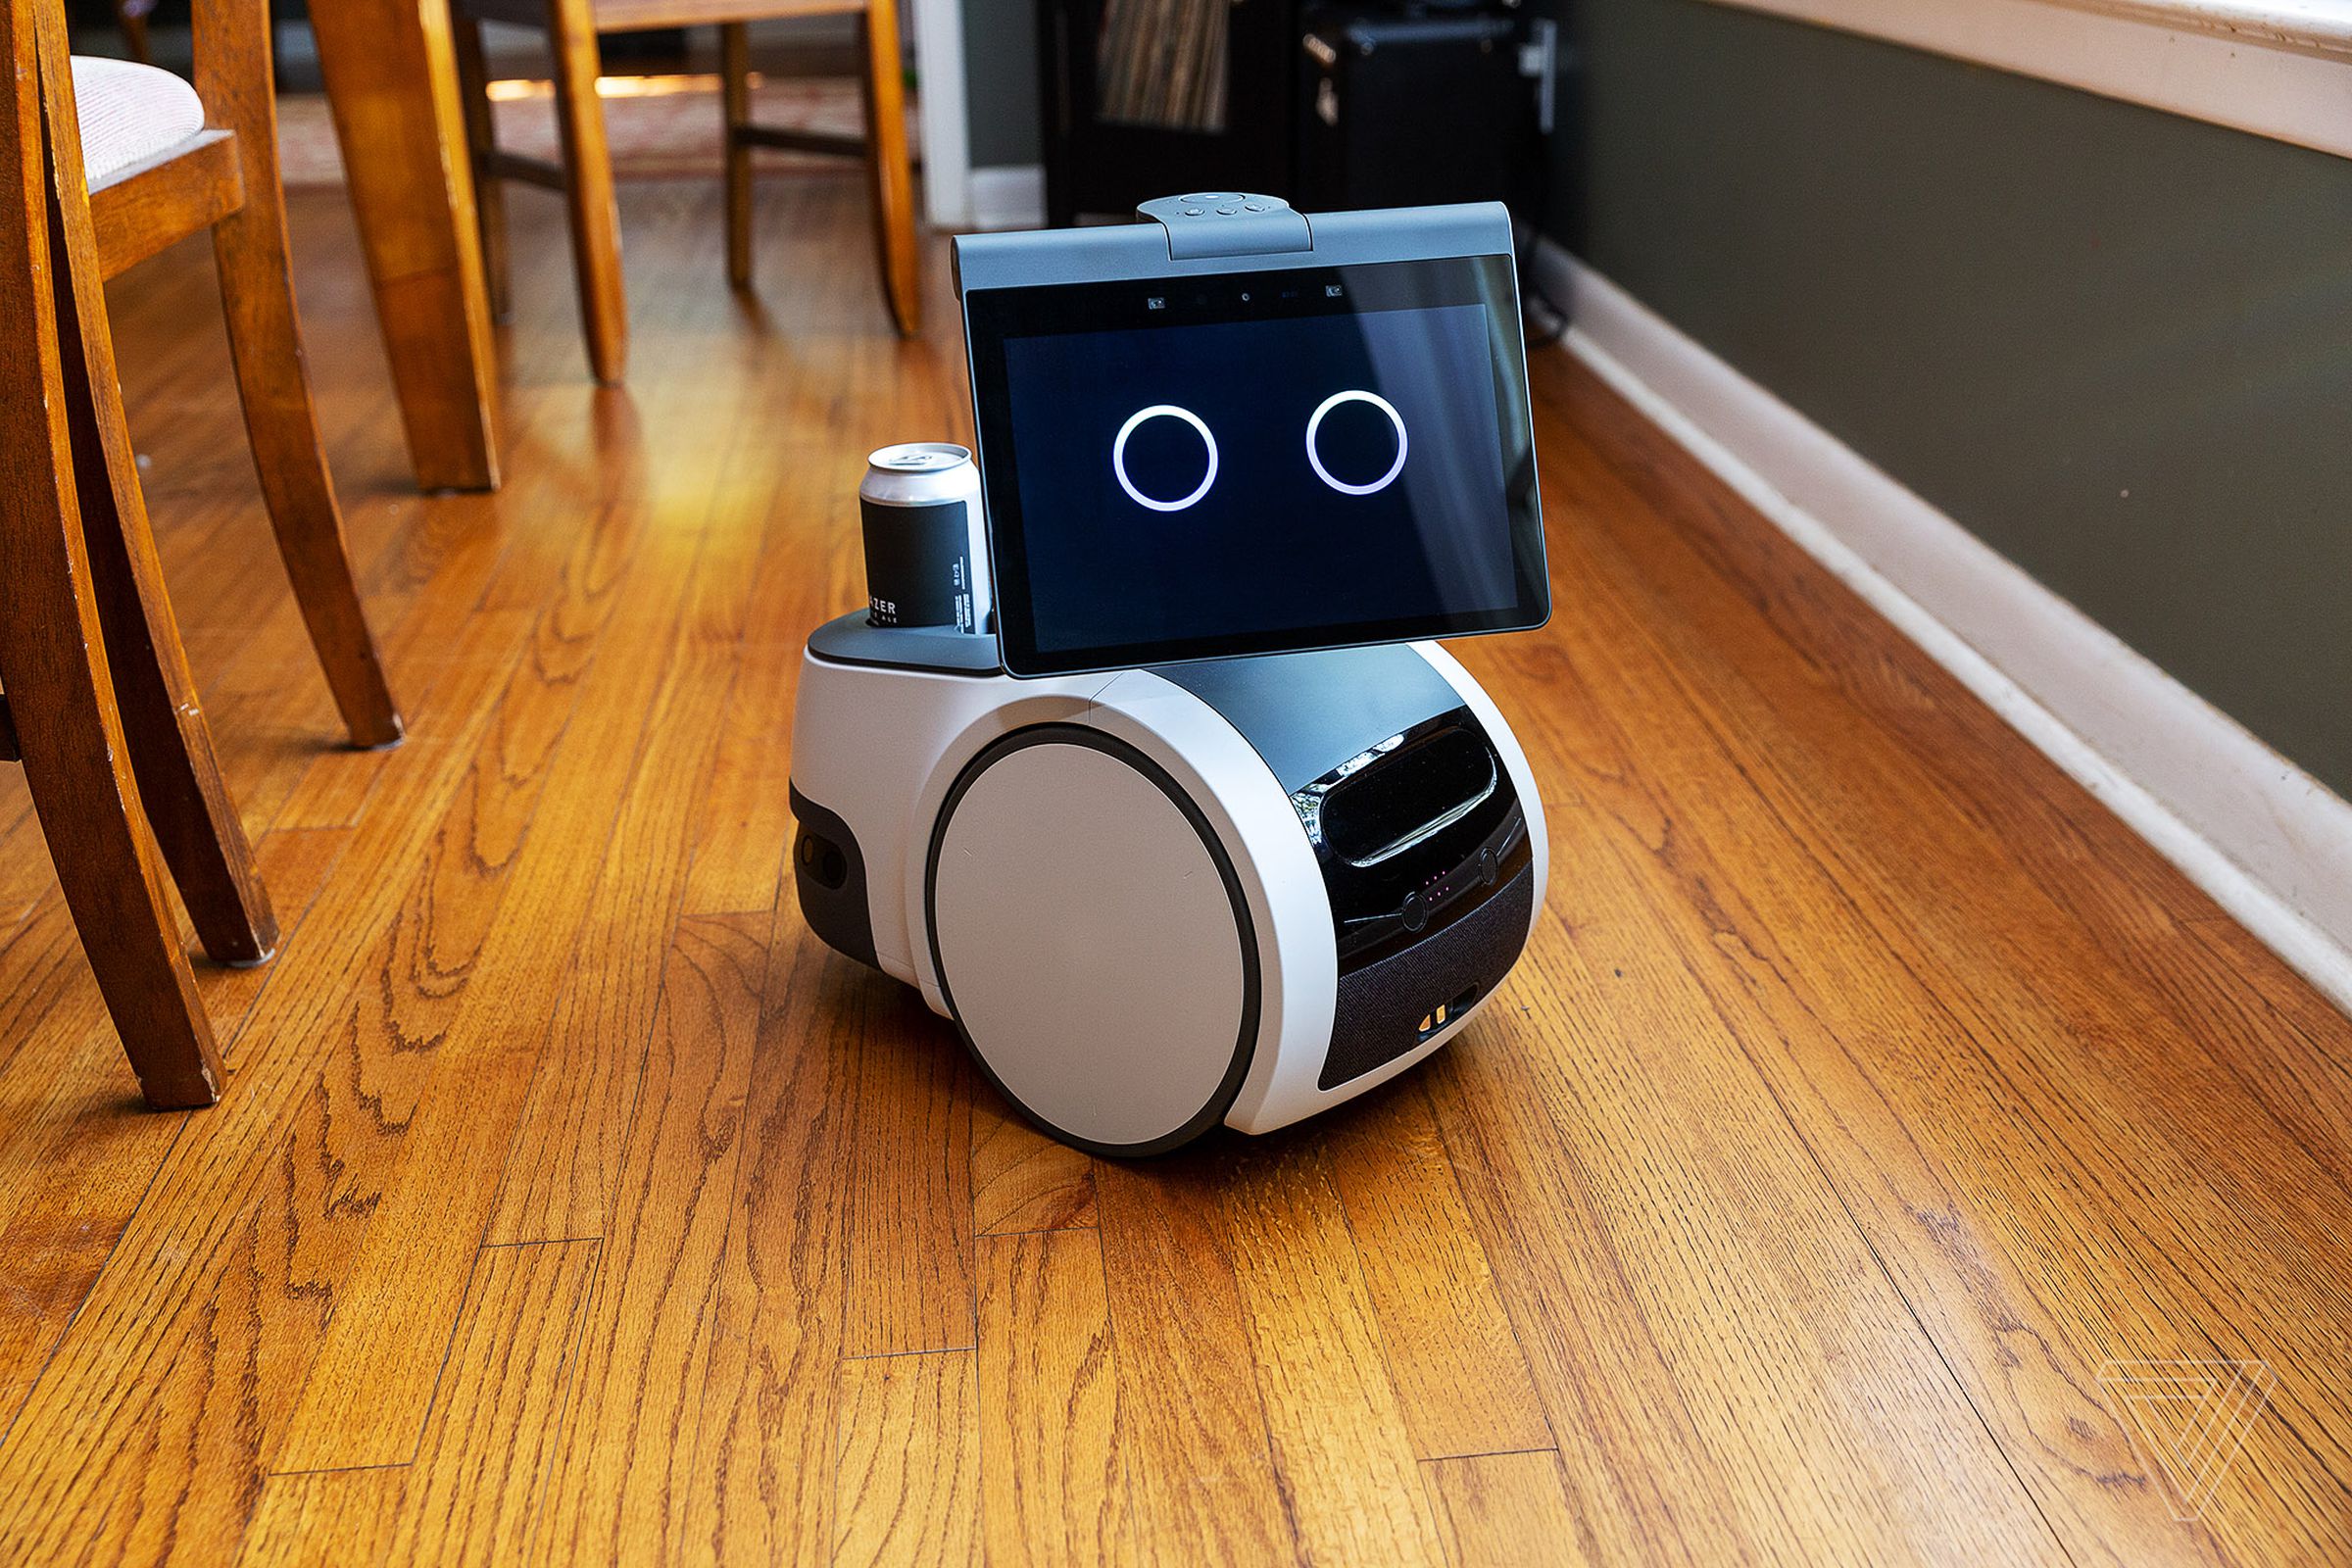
[
  {"x1": 452, "y1": 14, "x2": 511, "y2": 321},
  {"x1": 856, "y1": 3, "x2": 919, "y2": 336},
  {"x1": 546, "y1": 0, "x2": 627, "y2": 383},
  {"x1": 54, "y1": 250, "x2": 281, "y2": 968},
  {"x1": 2, "y1": 531, "x2": 228, "y2": 1110},
  {"x1": 720, "y1": 21, "x2": 752, "y2": 290},
  {"x1": 0, "y1": 19, "x2": 223, "y2": 1109},
  {"x1": 115, "y1": 0, "x2": 153, "y2": 64},
  {"x1": 35, "y1": 15, "x2": 280, "y2": 968},
  {"x1": 182, "y1": 4, "x2": 406, "y2": 752}
]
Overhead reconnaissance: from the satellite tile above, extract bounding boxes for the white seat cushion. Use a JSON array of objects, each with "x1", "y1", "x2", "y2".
[{"x1": 72, "y1": 56, "x2": 207, "y2": 186}]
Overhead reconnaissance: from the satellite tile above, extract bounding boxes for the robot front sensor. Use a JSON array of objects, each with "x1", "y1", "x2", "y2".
[{"x1": 790, "y1": 195, "x2": 1552, "y2": 1155}]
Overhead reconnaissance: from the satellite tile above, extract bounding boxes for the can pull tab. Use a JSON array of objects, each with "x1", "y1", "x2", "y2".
[{"x1": 1135, "y1": 193, "x2": 1314, "y2": 261}]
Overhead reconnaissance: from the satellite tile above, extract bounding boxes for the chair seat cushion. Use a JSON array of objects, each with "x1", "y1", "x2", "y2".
[{"x1": 72, "y1": 56, "x2": 207, "y2": 186}]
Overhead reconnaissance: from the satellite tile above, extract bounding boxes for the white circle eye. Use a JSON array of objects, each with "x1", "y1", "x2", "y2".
[
  {"x1": 1305, "y1": 390, "x2": 1408, "y2": 496},
  {"x1": 1112, "y1": 405, "x2": 1219, "y2": 513}
]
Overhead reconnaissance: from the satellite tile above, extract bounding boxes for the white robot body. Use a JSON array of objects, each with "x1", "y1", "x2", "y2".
[{"x1": 789, "y1": 618, "x2": 1547, "y2": 1153}]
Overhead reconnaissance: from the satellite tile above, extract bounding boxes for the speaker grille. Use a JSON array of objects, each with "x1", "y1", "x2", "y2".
[{"x1": 1320, "y1": 862, "x2": 1534, "y2": 1091}]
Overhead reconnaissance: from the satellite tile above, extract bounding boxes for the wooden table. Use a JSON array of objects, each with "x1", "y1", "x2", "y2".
[{"x1": 308, "y1": 0, "x2": 503, "y2": 492}]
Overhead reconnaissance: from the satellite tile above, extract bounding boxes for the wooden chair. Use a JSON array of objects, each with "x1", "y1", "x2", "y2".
[
  {"x1": 448, "y1": 0, "x2": 920, "y2": 385},
  {"x1": 0, "y1": 0, "x2": 402, "y2": 1108}
]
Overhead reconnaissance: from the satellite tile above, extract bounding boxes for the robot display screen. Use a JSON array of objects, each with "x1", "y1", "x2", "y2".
[{"x1": 964, "y1": 256, "x2": 1547, "y2": 675}]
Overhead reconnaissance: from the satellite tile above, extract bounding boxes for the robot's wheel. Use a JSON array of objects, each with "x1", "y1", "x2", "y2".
[{"x1": 924, "y1": 725, "x2": 1259, "y2": 1155}]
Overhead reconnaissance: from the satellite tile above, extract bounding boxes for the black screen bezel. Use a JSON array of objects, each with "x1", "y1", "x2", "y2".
[{"x1": 964, "y1": 254, "x2": 1549, "y2": 677}]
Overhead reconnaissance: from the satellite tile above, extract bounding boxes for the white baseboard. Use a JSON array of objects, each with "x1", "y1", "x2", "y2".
[
  {"x1": 1535, "y1": 241, "x2": 2352, "y2": 1013},
  {"x1": 1702, "y1": 0, "x2": 2352, "y2": 163},
  {"x1": 965, "y1": 165, "x2": 1046, "y2": 232}
]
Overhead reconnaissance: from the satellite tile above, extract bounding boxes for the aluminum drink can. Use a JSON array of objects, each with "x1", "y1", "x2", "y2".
[{"x1": 859, "y1": 443, "x2": 992, "y2": 633}]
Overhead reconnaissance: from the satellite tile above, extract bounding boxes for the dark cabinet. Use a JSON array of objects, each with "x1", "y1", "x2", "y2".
[{"x1": 1035, "y1": 0, "x2": 1300, "y2": 225}]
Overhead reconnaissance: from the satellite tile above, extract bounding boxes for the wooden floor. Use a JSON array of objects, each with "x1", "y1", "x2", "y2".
[{"x1": 0, "y1": 173, "x2": 2346, "y2": 1567}]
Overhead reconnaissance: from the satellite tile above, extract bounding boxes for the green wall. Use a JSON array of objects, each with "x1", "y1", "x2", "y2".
[{"x1": 1558, "y1": 0, "x2": 2352, "y2": 796}]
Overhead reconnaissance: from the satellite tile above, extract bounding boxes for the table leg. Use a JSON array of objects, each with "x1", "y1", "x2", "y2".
[{"x1": 306, "y1": 0, "x2": 502, "y2": 492}]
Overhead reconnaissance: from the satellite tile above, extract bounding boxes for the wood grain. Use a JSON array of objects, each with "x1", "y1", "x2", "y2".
[
  {"x1": 0, "y1": 179, "x2": 2344, "y2": 1567},
  {"x1": 844, "y1": 984, "x2": 974, "y2": 1357},
  {"x1": 1516, "y1": 379, "x2": 2352, "y2": 1563},
  {"x1": 685, "y1": 926, "x2": 858, "y2": 1565},
  {"x1": 972, "y1": 1087, "x2": 1098, "y2": 1237},
  {"x1": 238, "y1": 1469, "x2": 405, "y2": 1568},
  {"x1": 526, "y1": 912, "x2": 768, "y2": 1566},
  {"x1": 977, "y1": 1228, "x2": 1135, "y2": 1568},
  {"x1": 1422, "y1": 1450, "x2": 1592, "y2": 1568},
  {"x1": 1221, "y1": 1138, "x2": 1451, "y2": 1568},
  {"x1": 88, "y1": 128, "x2": 243, "y2": 280},
  {"x1": 836, "y1": 1349, "x2": 980, "y2": 1568},
  {"x1": 383, "y1": 1239, "x2": 601, "y2": 1565},
  {"x1": 1093, "y1": 1154, "x2": 1297, "y2": 1567},
  {"x1": 0, "y1": 602, "x2": 544, "y2": 1558},
  {"x1": 1323, "y1": 1085, "x2": 1551, "y2": 1461},
  {"x1": 275, "y1": 500, "x2": 710, "y2": 1469}
]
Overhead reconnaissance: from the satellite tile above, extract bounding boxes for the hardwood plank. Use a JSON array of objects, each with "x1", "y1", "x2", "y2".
[
  {"x1": 0, "y1": 606, "x2": 546, "y2": 1564},
  {"x1": 197, "y1": 825, "x2": 354, "y2": 1041},
  {"x1": 386, "y1": 1239, "x2": 601, "y2": 1565},
  {"x1": 0, "y1": 930, "x2": 188, "y2": 1426},
  {"x1": 675, "y1": 444, "x2": 822, "y2": 920},
  {"x1": 843, "y1": 987, "x2": 974, "y2": 1357},
  {"x1": 1422, "y1": 1450, "x2": 1592, "y2": 1568},
  {"x1": 0, "y1": 580, "x2": 571, "y2": 1560},
  {"x1": 239, "y1": 1241, "x2": 601, "y2": 1565},
  {"x1": 1520, "y1": 373, "x2": 2352, "y2": 1562},
  {"x1": 1422, "y1": 896, "x2": 2065, "y2": 1564},
  {"x1": 1093, "y1": 1156, "x2": 1296, "y2": 1567},
  {"x1": 835, "y1": 1349, "x2": 980, "y2": 1568},
  {"x1": 1484, "y1": 611, "x2": 2201, "y2": 1565},
  {"x1": 0, "y1": 894, "x2": 103, "y2": 1106},
  {"x1": 525, "y1": 912, "x2": 768, "y2": 1566},
  {"x1": 0, "y1": 826, "x2": 343, "y2": 1414},
  {"x1": 485, "y1": 436, "x2": 769, "y2": 1244},
  {"x1": 977, "y1": 1228, "x2": 1136, "y2": 1568},
  {"x1": 275, "y1": 504, "x2": 711, "y2": 1469},
  {"x1": 0, "y1": 779, "x2": 340, "y2": 1240},
  {"x1": 680, "y1": 626, "x2": 800, "y2": 918},
  {"x1": 0, "y1": 795, "x2": 56, "y2": 931},
  {"x1": 1322, "y1": 1084, "x2": 1551, "y2": 1461},
  {"x1": 1220, "y1": 1138, "x2": 1450, "y2": 1568},
  {"x1": 1539, "y1": 366, "x2": 2226, "y2": 941},
  {"x1": 479, "y1": 631, "x2": 740, "y2": 1244},
  {"x1": 972, "y1": 1086, "x2": 1097, "y2": 1237},
  {"x1": 2166, "y1": 916, "x2": 2352, "y2": 1192},
  {"x1": 237, "y1": 1469, "x2": 405, "y2": 1568},
  {"x1": 686, "y1": 928, "x2": 859, "y2": 1565}
]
